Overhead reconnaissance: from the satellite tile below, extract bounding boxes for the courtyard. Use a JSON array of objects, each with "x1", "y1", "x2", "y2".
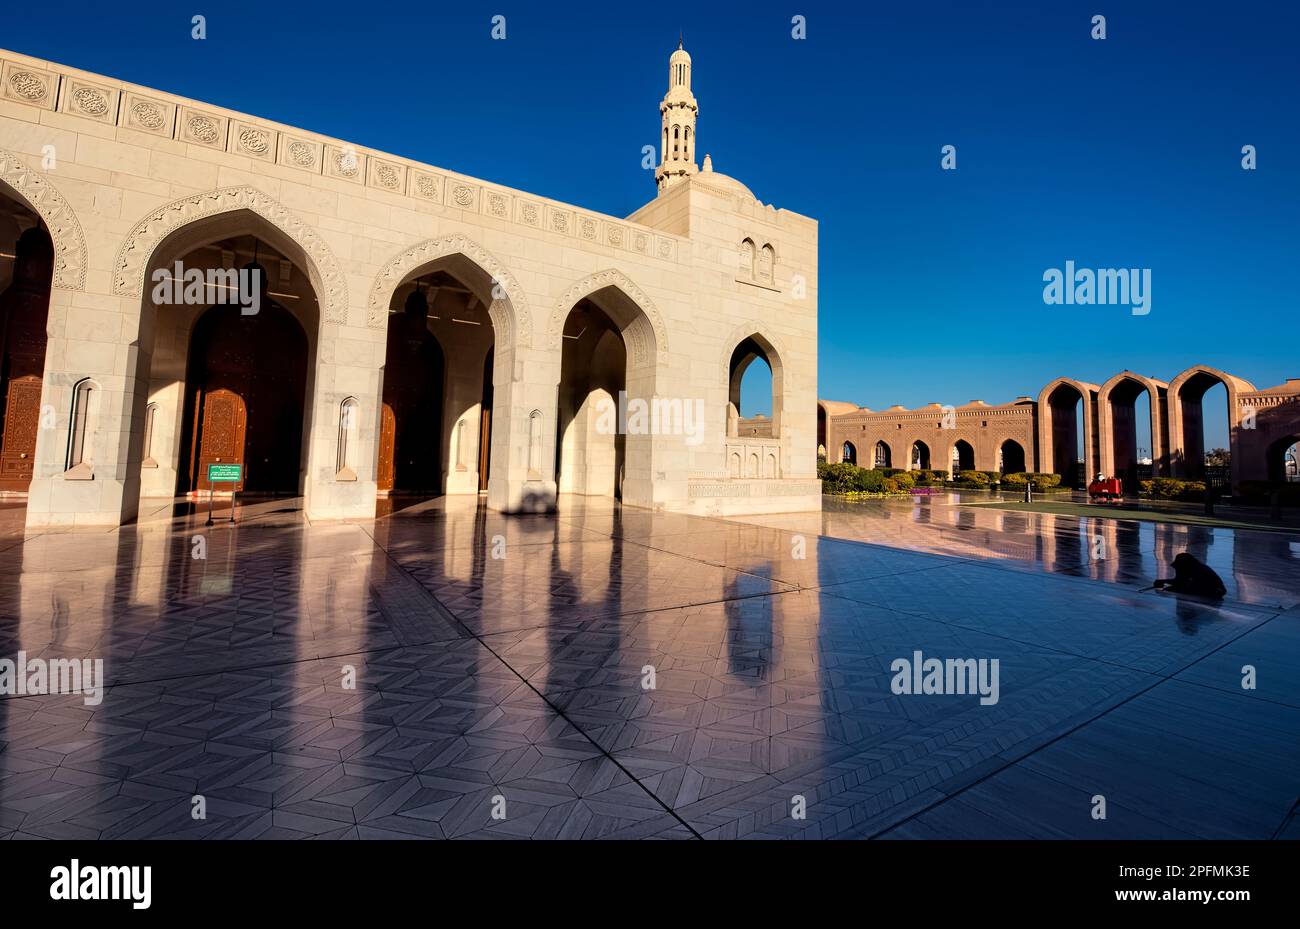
[{"x1": 0, "y1": 491, "x2": 1296, "y2": 840}]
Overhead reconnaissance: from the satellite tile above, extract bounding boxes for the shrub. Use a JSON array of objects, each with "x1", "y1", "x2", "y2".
[
  {"x1": 818, "y1": 462, "x2": 906, "y2": 495},
  {"x1": 910, "y1": 469, "x2": 947, "y2": 486},
  {"x1": 1140, "y1": 478, "x2": 1206, "y2": 501},
  {"x1": 1002, "y1": 472, "x2": 1062, "y2": 490},
  {"x1": 890, "y1": 471, "x2": 916, "y2": 491},
  {"x1": 956, "y1": 470, "x2": 991, "y2": 485}
]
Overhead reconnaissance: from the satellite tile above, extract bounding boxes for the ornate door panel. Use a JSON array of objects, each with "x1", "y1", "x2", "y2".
[
  {"x1": 195, "y1": 388, "x2": 247, "y2": 492},
  {"x1": 377, "y1": 403, "x2": 396, "y2": 492},
  {"x1": 0, "y1": 375, "x2": 42, "y2": 491}
]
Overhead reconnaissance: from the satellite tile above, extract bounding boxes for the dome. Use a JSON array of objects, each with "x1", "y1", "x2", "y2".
[{"x1": 697, "y1": 154, "x2": 754, "y2": 199}]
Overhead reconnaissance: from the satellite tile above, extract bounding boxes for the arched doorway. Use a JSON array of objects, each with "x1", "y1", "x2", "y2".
[
  {"x1": 130, "y1": 219, "x2": 324, "y2": 511},
  {"x1": 1267, "y1": 436, "x2": 1300, "y2": 483},
  {"x1": 952, "y1": 439, "x2": 974, "y2": 473},
  {"x1": 1101, "y1": 373, "x2": 1164, "y2": 487},
  {"x1": 1040, "y1": 379, "x2": 1092, "y2": 487},
  {"x1": 557, "y1": 299, "x2": 627, "y2": 498},
  {"x1": 376, "y1": 253, "x2": 501, "y2": 507},
  {"x1": 842, "y1": 441, "x2": 857, "y2": 465},
  {"x1": 911, "y1": 440, "x2": 931, "y2": 470},
  {"x1": 727, "y1": 336, "x2": 778, "y2": 437},
  {"x1": 555, "y1": 281, "x2": 661, "y2": 505},
  {"x1": 0, "y1": 221, "x2": 53, "y2": 493},
  {"x1": 874, "y1": 440, "x2": 892, "y2": 468},
  {"x1": 377, "y1": 283, "x2": 444, "y2": 495},
  {"x1": 1000, "y1": 439, "x2": 1026, "y2": 474},
  {"x1": 179, "y1": 298, "x2": 308, "y2": 494},
  {"x1": 1167, "y1": 366, "x2": 1252, "y2": 487}
]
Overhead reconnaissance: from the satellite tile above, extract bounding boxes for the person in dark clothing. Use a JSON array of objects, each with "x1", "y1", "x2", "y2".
[{"x1": 1155, "y1": 552, "x2": 1227, "y2": 599}]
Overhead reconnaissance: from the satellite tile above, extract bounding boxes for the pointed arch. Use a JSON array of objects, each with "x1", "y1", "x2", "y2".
[
  {"x1": 1097, "y1": 370, "x2": 1168, "y2": 480},
  {"x1": 368, "y1": 233, "x2": 531, "y2": 347},
  {"x1": 113, "y1": 186, "x2": 347, "y2": 322},
  {"x1": 549, "y1": 268, "x2": 668, "y2": 366},
  {"x1": 1166, "y1": 364, "x2": 1255, "y2": 481},
  {"x1": 0, "y1": 147, "x2": 88, "y2": 290}
]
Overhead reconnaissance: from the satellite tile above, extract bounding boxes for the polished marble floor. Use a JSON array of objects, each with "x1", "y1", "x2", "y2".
[{"x1": 0, "y1": 492, "x2": 1297, "y2": 839}]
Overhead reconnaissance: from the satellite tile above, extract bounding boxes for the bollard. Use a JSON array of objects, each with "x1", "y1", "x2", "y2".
[{"x1": 1024, "y1": 482, "x2": 1033, "y2": 503}]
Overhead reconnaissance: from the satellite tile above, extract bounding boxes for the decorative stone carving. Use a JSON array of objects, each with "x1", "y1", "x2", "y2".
[
  {"x1": 2, "y1": 63, "x2": 56, "y2": 110},
  {"x1": 366, "y1": 234, "x2": 531, "y2": 347},
  {"x1": 132, "y1": 101, "x2": 164, "y2": 128},
  {"x1": 579, "y1": 217, "x2": 597, "y2": 240},
  {"x1": 58, "y1": 79, "x2": 119, "y2": 125},
  {"x1": 369, "y1": 159, "x2": 404, "y2": 191},
  {"x1": 323, "y1": 144, "x2": 363, "y2": 181},
  {"x1": 112, "y1": 186, "x2": 348, "y2": 324},
  {"x1": 549, "y1": 269, "x2": 668, "y2": 367},
  {"x1": 548, "y1": 209, "x2": 570, "y2": 234},
  {"x1": 634, "y1": 232, "x2": 648, "y2": 253},
  {"x1": 0, "y1": 147, "x2": 88, "y2": 290},
  {"x1": 452, "y1": 185, "x2": 475, "y2": 208},
  {"x1": 488, "y1": 193, "x2": 508, "y2": 218},
  {"x1": 179, "y1": 108, "x2": 227, "y2": 147},
  {"x1": 411, "y1": 172, "x2": 442, "y2": 201},
  {"x1": 657, "y1": 237, "x2": 673, "y2": 259},
  {"x1": 520, "y1": 202, "x2": 539, "y2": 226},
  {"x1": 278, "y1": 137, "x2": 320, "y2": 172},
  {"x1": 606, "y1": 225, "x2": 624, "y2": 247},
  {"x1": 71, "y1": 86, "x2": 109, "y2": 116},
  {"x1": 238, "y1": 127, "x2": 270, "y2": 154}
]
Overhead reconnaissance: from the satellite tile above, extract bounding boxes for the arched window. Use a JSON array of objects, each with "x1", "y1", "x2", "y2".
[
  {"x1": 739, "y1": 239, "x2": 755, "y2": 279},
  {"x1": 842, "y1": 441, "x2": 857, "y2": 465},
  {"x1": 527, "y1": 409, "x2": 544, "y2": 479},
  {"x1": 874, "y1": 441, "x2": 891, "y2": 468},
  {"x1": 336, "y1": 397, "x2": 359, "y2": 481},
  {"x1": 684, "y1": 126, "x2": 691, "y2": 161},
  {"x1": 757, "y1": 244, "x2": 775, "y2": 284},
  {"x1": 65, "y1": 378, "x2": 99, "y2": 479},
  {"x1": 727, "y1": 334, "x2": 780, "y2": 439}
]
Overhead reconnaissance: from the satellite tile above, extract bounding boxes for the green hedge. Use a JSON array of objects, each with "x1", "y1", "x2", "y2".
[
  {"x1": 1001, "y1": 472, "x2": 1062, "y2": 490},
  {"x1": 818, "y1": 462, "x2": 910, "y2": 495},
  {"x1": 1139, "y1": 478, "x2": 1206, "y2": 501}
]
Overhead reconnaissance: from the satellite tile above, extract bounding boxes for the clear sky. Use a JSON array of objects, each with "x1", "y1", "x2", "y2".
[{"x1": 7, "y1": 1, "x2": 1296, "y2": 447}]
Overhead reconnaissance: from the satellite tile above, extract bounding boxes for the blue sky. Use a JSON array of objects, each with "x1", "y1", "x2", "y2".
[{"x1": 8, "y1": 1, "x2": 1296, "y2": 446}]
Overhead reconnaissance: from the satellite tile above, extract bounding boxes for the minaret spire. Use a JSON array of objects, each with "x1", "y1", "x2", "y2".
[{"x1": 655, "y1": 39, "x2": 699, "y2": 192}]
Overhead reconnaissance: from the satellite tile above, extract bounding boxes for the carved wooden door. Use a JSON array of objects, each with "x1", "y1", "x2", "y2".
[
  {"x1": 0, "y1": 375, "x2": 41, "y2": 491},
  {"x1": 377, "y1": 402, "x2": 396, "y2": 492},
  {"x1": 195, "y1": 388, "x2": 247, "y2": 492}
]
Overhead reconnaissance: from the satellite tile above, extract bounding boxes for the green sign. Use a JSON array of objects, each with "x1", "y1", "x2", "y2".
[{"x1": 207, "y1": 463, "x2": 243, "y2": 482}]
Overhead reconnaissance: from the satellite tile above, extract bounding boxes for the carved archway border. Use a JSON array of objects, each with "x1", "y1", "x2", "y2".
[
  {"x1": 0, "y1": 147, "x2": 88, "y2": 291},
  {"x1": 112, "y1": 185, "x2": 348, "y2": 324},
  {"x1": 367, "y1": 233, "x2": 530, "y2": 348},
  {"x1": 549, "y1": 268, "x2": 668, "y2": 367},
  {"x1": 718, "y1": 321, "x2": 790, "y2": 379}
]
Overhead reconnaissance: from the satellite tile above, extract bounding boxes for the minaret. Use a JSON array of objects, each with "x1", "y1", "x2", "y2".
[{"x1": 655, "y1": 39, "x2": 699, "y2": 192}]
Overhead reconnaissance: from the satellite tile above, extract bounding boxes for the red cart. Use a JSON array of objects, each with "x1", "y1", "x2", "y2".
[{"x1": 1088, "y1": 476, "x2": 1124, "y2": 501}]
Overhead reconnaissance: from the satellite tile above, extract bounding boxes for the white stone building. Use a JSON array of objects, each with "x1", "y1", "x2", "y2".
[{"x1": 0, "y1": 42, "x2": 819, "y2": 526}]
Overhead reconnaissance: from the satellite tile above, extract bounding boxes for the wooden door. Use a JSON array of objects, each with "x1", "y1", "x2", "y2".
[
  {"x1": 0, "y1": 375, "x2": 41, "y2": 492},
  {"x1": 377, "y1": 402, "x2": 396, "y2": 492},
  {"x1": 195, "y1": 388, "x2": 247, "y2": 492},
  {"x1": 478, "y1": 406, "x2": 491, "y2": 491}
]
